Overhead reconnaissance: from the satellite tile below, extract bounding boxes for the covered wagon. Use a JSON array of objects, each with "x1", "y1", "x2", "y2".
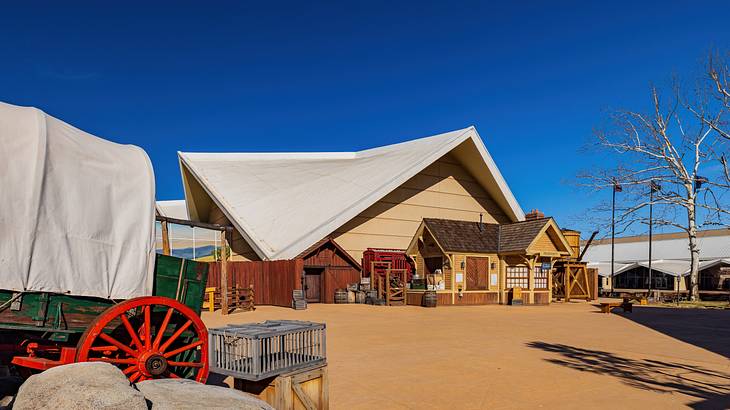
[{"x1": 0, "y1": 102, "x2": 209, "y2": 382}]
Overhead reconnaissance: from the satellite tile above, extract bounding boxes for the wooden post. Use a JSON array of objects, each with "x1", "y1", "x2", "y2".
[
  {"x1": 385, "y1": 269, "x2": 391, "y2": 305},
  {"x1": 161, "y1": 220, "x2": 171, "y2": 256},
  {"x1": 221, "y1": 229, "x2": 229, "y2": 315}
]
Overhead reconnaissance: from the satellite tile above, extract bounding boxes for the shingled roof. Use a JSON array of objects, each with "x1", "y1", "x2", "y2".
[
  {"x1": 422, "y1": 217, "x2": 555, "y2": 254},
  {"x1": 423, "y1": 218, "x2": 500, "y2": 253},
  {"x1": 498, "y1": 218, "x2": 553, "y2": 252}
]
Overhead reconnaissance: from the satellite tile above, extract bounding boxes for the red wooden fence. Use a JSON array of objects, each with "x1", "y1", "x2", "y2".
[{"x1": 208, "y1": 259, "x2": 304, "y2": 307}]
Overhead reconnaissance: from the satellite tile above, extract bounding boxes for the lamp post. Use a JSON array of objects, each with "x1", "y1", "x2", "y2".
[
  {"x1": 611, "y1": 178, "x2": 622, "y2": 296},
  {"x1": 648, "y1": 180, "x2": 661, "y2": 299}
]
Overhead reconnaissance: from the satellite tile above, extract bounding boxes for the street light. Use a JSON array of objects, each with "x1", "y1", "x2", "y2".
[
  {"x1": 648, "y1": 180, "x2": 661, "y2": 299},
  {"x1": 611, "y1": 178, "x2": 622, "y2": 296}
]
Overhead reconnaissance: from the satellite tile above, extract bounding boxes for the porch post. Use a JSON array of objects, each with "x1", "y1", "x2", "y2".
[{"x1": 220, "y1": 229, "x2": 229, "y2": 315}]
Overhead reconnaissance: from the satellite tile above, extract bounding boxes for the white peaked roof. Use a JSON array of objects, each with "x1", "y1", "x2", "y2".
[
  {"x1": 582, "y1": 231, "x2": 730, "y2": 263},
  {"x1": 179, "y1": 126, "x2": 524, "y2": 260},
  {"x1": 156, "y1": 200, "x2": 189, "y2": 220},
  {"x1": 0, "y1": 102, "x2": 156, "y2": 299},
  {"x1": 587, "y1": 262, "x2": 631, "y2": 277}
]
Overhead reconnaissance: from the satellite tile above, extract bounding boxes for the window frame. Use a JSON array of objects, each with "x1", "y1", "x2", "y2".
[{"x1": 506, "y1": 265, "x2": 529, "y2": 289}]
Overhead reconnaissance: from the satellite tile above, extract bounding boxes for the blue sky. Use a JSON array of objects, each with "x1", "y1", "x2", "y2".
[{"x1": 2, "y1": 1, "x2": 729, "y2": 234}]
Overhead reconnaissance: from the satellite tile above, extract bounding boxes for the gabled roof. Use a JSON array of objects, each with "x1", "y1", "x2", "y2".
[
  {"x1": 613, "y1": 260, "x2": 691, "y2": 277},
  {"x1": 500, "y1": 218, "x2": 555, "y2": 253},
  {"x1": 582, "y1": 228, "x2": 730, "y2": 263},
  {"x1": 155, "y1": 200, "x2": 188, "y2": 220},
  {"x1": 179, "y1": 126, "x2": 524, "y2": 260},
  {"x1": 696, "y1": 258, "x2": 730, "y2": 272},
  {"x1": 422, "y1": 218, "x2": 500, "y2": 253},
  {"x1": 412, "y1": 217, "x2": 570, "y2": 256},
  {"x1": 296, "y1": 237, "x2": 362, "y2": 270}
]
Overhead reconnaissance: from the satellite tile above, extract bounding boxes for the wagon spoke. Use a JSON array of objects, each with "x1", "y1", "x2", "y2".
[
  {"x1": 159, "y1": 320, "x2": 192, "y2": 353},
  {"x1": 122, "y1": 365, "x2": 138, "y2": 375},
  {"x1": 143, "y1": 305, "x2": 152, "y2": 349},
  {"x1": 89, "y1": 357, "x2": 137, "y2": 365},
  {"x1": 168, "y1": 361, "x2": 203, "y2": 368},
  {"x1": 120, "y1": 313, "x2": 144, "y2": 350},
  {"x1": 129, "y1": 371, "x2": 141, "y2": 383},
  {"x1": 99, "y1": 333, "x2": 138, "y2": 358},
  {"x1": 163, "y1": 340, "x2": 203, "y2": 359},
  {"x1": 153, "y1": 307, "x2": 174, "y2": 350}
]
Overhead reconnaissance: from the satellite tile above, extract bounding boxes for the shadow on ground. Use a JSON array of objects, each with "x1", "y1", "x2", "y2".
[
  {"x1": 611, "y1": 306, "x2": 730, "y2": 359},
  {"x1": 527, "y1": 341, "x2": 730, "y2": 409}
]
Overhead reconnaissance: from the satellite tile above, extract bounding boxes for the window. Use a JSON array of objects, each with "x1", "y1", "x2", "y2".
[
  {"x1": 506, "y1": 266, "x2": 529, "y2": 289},
  {"x1": 534, "y1": 265, "x2": 549, "y2": 289}
]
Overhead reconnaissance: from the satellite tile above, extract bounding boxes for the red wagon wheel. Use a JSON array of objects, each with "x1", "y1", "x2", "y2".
[{"x1": 76, "y1": 296, "x2": 208, "y2": 383}]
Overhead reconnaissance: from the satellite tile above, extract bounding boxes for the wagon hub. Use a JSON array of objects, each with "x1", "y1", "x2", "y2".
[{"x1": 140, "y1": 352, "x2": 168, "y2": 376}]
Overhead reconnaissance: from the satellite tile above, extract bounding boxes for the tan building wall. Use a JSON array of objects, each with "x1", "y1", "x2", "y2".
[{"x1": 332, "y1": 153, "x2": 510, "y2": 262}]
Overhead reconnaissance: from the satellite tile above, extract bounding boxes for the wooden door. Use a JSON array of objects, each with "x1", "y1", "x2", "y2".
[
  {"x1": 304, "y1": 271, "x2": 322, "y2": 303},
  {"x1": 466, "y1": 257, "x2": 489, "y2": 290}
]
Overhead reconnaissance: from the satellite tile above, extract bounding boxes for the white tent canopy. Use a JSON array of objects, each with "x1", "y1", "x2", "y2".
[
  {"x1": 180, "y1": 126, "x2": 524, "y2": 260},
  {"x1": 0, "y1": 102, "x2": 156, "y2": 299},
  {"x1": 156, "y1": 199, "x2": 188, "y2": 220},
  {"x1": 582, "y1": 233, "x2": 730, "y2": 263},
  {"x1": 587, "y1": 262, "x2": 630, "y2": 277}
]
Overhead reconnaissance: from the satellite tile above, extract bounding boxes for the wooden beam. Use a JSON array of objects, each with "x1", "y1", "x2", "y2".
[
  {"x1": 155, "y1": 215, "x2": 229, "y2": 231},
  {"x1": 161, "y1": 220, "x2": 171, "y2": 256},
  {"x1": 220, "y1": 229, "x2": 229, "y2": 315}
]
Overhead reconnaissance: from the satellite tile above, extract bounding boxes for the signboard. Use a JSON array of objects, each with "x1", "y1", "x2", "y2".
[
  {"x1": 455, "y1": 273, "x2": 464, "y2": 283},
  {"x1": 542, "y1": 262, "x2": 552, "y2": 270},
  {"x1": 490, "y1": 273, "x2": 498, "y2": 286}
]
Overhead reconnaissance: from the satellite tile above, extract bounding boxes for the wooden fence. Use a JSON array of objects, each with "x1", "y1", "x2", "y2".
[{"x1": 208, "y1": 259, "x2": 304, "y2": 307}]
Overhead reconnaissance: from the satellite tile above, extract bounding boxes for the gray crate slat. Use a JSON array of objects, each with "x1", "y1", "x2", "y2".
[{"x1": 209, "y1": 320, "x2": 326, "y2": 381}]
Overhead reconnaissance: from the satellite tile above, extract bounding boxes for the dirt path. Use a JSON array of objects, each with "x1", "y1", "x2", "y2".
[{"x1": 202, "y1": 302, "x2": 730, "y2": 409}]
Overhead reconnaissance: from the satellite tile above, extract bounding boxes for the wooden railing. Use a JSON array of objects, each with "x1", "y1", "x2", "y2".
[{"x1": 205, "y1": 285, "x2": 255, "y2": 314}]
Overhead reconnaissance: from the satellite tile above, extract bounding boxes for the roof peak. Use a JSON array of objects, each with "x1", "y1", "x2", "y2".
[{"x1": 178, "y1": 127, "x2": 473, "y2": 159}]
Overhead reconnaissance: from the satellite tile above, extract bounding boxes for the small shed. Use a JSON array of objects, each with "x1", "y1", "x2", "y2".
[
  {"x1": 297, "y1": 238, "x2": 362, "y2": 303},
  {"x1": 406, "y1": 217, "x2": 573, "y2": 305}
]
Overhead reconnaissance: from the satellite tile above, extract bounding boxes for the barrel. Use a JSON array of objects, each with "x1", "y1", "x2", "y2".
[
  {"x1": 334, "y1": 289, "x2": 348, "y2": 304},
  {"x1": 347, "y1": 290, "x2": 356, "y2": 303},
  {"x1": 423, "y1": 291, "x2": 438, "y2": 308},
  {"x1": 355, "y1": 291, "x2": 366, "y2": 304}
]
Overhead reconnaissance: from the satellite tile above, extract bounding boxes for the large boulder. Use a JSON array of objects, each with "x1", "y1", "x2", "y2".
[
  {"x1": 136, "y1": 378, "x2": 273, "y2": 410},
  {"x1": 13, "y1": 362, "x2": 147, "y2": 410}
]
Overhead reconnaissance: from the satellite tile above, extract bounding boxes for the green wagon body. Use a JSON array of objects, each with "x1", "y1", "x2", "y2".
[
  {"x1": 0, "y1": 255, "x2": 210, "y2": 380},
  {"x1": 0, "y1": 254, "x2": 208, "y2": 338}
]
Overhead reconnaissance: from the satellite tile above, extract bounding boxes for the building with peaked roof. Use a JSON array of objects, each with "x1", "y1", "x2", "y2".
[
  {"x1": 178, "y1": 126, "x2": 525, "y2": 263},
  {"x1": 583, "y1": 228, "x2": 730, "y2": 295},
  {"x1": 404, "y1": 216, "x2": 574, "y2": 305}
]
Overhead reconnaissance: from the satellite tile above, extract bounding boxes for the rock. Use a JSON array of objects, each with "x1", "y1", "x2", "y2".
[
  {"x1": 13, "y1": 362, "x2": 147, "y2": 410},
  {"x1": 136, "y1": 378, "x2": 273, "y2": 410}
]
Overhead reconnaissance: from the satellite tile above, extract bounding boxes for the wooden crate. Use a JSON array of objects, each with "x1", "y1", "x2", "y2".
[{"x1": 234, "y1": 364, "x2": 328, "y2": 410}]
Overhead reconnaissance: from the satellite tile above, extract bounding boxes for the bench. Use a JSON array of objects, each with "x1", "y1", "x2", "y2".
[{"x1": 599, "y1": 300, "x2": 633, "y2": 314}]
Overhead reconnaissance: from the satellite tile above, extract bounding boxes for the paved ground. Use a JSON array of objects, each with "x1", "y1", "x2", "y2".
[{"x1": 202, "y1": 301, "x2": 730, "y2": 409}]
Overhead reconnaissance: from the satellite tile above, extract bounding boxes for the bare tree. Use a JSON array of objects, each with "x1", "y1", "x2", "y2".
[{"x1": 580, "y1": 54, "x2": 730, "y2": 301}]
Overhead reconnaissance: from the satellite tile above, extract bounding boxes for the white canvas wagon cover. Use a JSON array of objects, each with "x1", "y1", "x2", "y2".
[{"x1": 0, "y1": 102, "x2": 155, "y2": 299}]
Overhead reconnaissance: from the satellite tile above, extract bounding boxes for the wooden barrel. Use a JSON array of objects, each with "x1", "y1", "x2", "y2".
[
  {"x1": 347, "y1": 290, "x2": 356, "y2": 303},
  {"x1": 423, "y1": 291, "x2": 438, "y2": 308},
  {"x1": 355, "y1": 291, "x2": 366, "y2": 304},
  {"x1": 334, "y1": 289, "x2": 348, "y2": 304}
]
